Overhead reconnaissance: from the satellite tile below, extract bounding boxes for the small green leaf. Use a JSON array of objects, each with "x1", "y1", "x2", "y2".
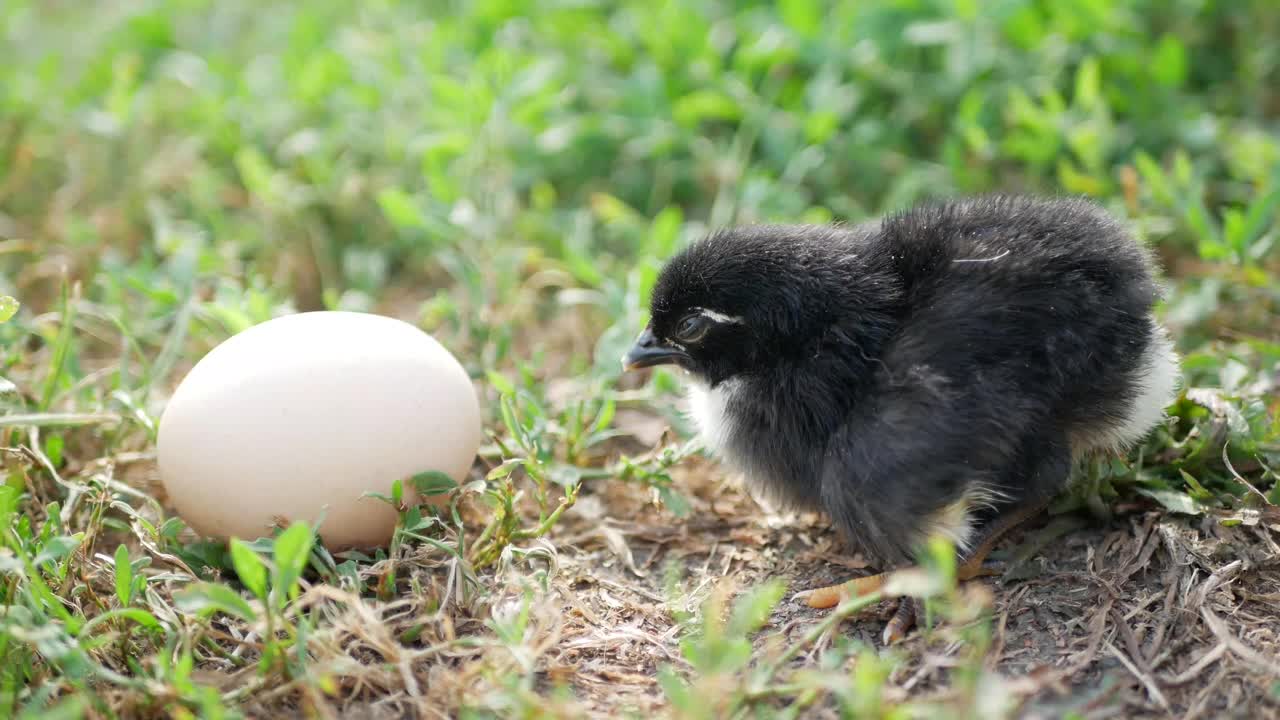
[
  {"x1": 779, "y1": 0, "x2": 820, "y2": 37},
  {"x1": 80, "y1": 607, "x2": 163, "y2": 636},
  {"x1": 40, "y1": 282, "x2": 77, "y2": 411},
  {"x1": 1179, "y1": 469, "x2": 1214, "y2": 501},
  {"x1": 272, "y1": 521, "x2": 315, "y2": 603},
  {"x1": 714, "y1": 638, "x2": 753, "y2": 674},
  {"x1": 114, "y1": 544, "x2": 133, "y2": 606},
  {"x1": 376, "y1": 187, "x2": 425, "y2": 229},
  {"x1": 175, "y1": 539, "x2": 232, "y2": 577},
  {"x1": 159, "y1": 517, "x2": 185, "y2": 541},
  {"x1": 34, "y1": 534, "x2": 83, "y2": 567},
  {"x1": 361, "y1": 490, "x2": 396, "y2": 505},
  {"x1": 1151, "y1": 34, "x2": 1187, "y2": 88},
  {"x1": 644, "y1": 207, "x2": 683, "y2": 259},
  {"x1": 0, "y1": 296, "x2": 18, "y2": 323},
  {"x1": 591, "y1": 398, "x2": 617, "y2": 437},
  {"x1": 1074, "y1": 56, "x2": 1101, "y2": 110},
  {"x1": 229, "y1": 539, "x2": 268, "y2": 599},
  {"x1": 1235, "y1": 184, "x2": 1280, "y2": 259},
  {"x1": 1138, "y1": 488, "x2": 1205, "y2": 516},
  {"x1": 499, "y1": 395, "x2": 528, "y2": 450},
  {"x1": 0, "y1": 485, "x2": 19, "y2": 527},
  {"x1": 44, "y1": 435, "x2": 64, "y2": 468},
  {"x1": 486, "y1": 371, "x2": 516, "y2": 396},
  {"x1": 728, "y1": 579, "x2": 786, "y2": 637},
  {"x1": 486, "y1": 459, "x2": 523, "y2": 481},
  {"x1": 408, "y1": 470, "x2": 457, "y2": 496},
  {"x1": 672, "y1": 90, "x2": 742, "y2": 127},
  {"x1": 176, "y1": 645, "x2": 195, "y2": 682},
  {"x1": 805, "y1": 109, "x2": 841, "y2": 145},
  {"x1": 925, "y1": 534, "x2": 959, "y2": 580},
  {"x1": 588, "y1": 192, "x2": 640, "y2": 225},
  {"x1": 234, "y1": 147, "x2": 278, "y2": 204},
  {"x1": 656, "y1": 665, "x2": 694, "y2": 710},
  {"x1": 1134, "y1": 151, "x2": 1174, "y2": 205},
  {"x1": 402, "y1": 506, "x2": 435, "y2": 533},
  {"x1": 549, "y1": 464, "x2": 582, "y2": 488},
  {"x1": 658, "y1": 486, "x2": 691, "y2": 517},
  {"x1": 174, "y1": 582, "x2": 258, "y2": 621}
]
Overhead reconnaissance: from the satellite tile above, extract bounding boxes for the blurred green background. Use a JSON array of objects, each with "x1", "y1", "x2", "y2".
[
  {"x1": 4, "y1": 0, "x2": 1278, "y2": 370},
  {"x1": 1, "y1": 0, "x2": 1278, "y2": 716}
]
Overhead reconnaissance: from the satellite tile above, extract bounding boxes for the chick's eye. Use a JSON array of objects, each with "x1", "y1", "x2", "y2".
[{"x1": 674, "y1": 314, "x2": 709, "y2": 342}]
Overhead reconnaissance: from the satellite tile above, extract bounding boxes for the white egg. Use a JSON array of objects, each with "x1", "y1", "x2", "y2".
[{"x1": 157, "y1": 311, "x2": 481, "y2": 550}]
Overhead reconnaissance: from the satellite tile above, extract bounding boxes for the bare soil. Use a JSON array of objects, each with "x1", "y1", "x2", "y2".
[{"x1": 532, "y1": 454, "x2": 1280, "y2": 719}]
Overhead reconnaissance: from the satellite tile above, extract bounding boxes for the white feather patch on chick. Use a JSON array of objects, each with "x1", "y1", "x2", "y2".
[
  {"x1": 697, "y1": 308, "x2": 745, "y2": 325},
  {"x1": 1118, "y1": 319, "x2": 1183, "y2": 444},
  {"x1": 923, "y1": 483, "x2": 1012, "y2": 556},
  {"x1": 685, "y1": 377, "x2": 740, "y2": 460},
  {"x1": 1076, "y1": 317, "x2": 1182, "y2": 453},
  {"x1": 685, "y1": 377, "x2": 800, "y2": 515}
]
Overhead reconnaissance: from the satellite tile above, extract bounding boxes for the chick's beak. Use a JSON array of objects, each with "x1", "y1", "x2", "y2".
[{"x1": 622, "y1": 327, "x2": 687, "y2": 371}]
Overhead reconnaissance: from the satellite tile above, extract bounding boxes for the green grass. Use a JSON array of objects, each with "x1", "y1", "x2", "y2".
[{"x1": 1, "y1": 0, "x2": 1278, "y2": 717}]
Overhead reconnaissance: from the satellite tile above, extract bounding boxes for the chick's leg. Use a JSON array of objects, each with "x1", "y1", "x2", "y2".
[
  {"x1": 882, "y1": 596, "x2": 926, "y2": 645},
  {"x1": 803, "y1": 386, "x2": 1064, "y2": 627},
  {"x1": 801, "y1": 497, "x2": 1047, "y2": 611},
  {"x1": 878, "y1": 495, "x2": 1051, "y2": 643},
  {"x1": 956, "y1": 495, "x2": 1052, "y2": 580},
  {"x1": 881, "y1": 436, "x2": 1072, "y2": 642},
  {"x1": 800, "y1": 571, "x2": 892, "y2": 609}
]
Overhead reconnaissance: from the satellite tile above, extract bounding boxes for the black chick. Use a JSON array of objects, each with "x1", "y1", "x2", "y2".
[{"x1": 622, "y1": 194, "x2": 1180, "y2": 641}]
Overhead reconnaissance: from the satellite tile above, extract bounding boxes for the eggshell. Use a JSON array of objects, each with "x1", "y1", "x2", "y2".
[{"x1": 157, "y1": 311, "x2": 481, "y2": 550}]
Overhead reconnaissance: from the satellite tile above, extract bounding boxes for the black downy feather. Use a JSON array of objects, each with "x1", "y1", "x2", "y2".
[{"x1": 642, "y1": 194, "x2": 1180, "y2": 567}]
